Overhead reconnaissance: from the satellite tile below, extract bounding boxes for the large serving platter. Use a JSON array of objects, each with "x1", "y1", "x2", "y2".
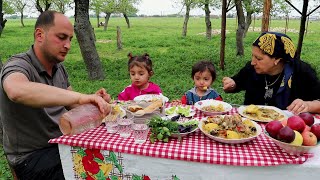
[
  {"x1": 238, "y1": 105, "x2": 288, "y2": 123},
  {"x1": 162, "y1": 116, "x2": 199, "y2": 138},
  {"x1": 194, "y1": 99, "x2": 232, "y2": 116},
  {"x1": 198, "y1": 116, "x2": 262, "y2": 144},
  {"x1": 133, "y1": 94, "x2": 169, "y2": 103}
]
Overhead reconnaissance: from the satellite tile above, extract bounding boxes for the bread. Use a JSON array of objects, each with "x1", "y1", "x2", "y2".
[{"x1": 128, "y1": 105, "x2": 143, "y2": 112}]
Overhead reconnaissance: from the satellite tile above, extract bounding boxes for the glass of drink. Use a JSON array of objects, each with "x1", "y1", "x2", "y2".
[
  {"x1": 117, "y1": 117, "x2": 133, "y2": 138},
  {"x1": 104, "y1": 112, "x2": 119, "y2": 134},
  {"x1": 132, "y1": 123, "x2": 149, "y2": 144}
]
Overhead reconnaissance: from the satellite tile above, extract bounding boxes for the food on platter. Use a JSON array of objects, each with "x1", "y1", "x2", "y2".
[
  {"x1": 129, "y1": 99, "x2": 164, "y2": 117},
  {"x1": 194, "y1": 100, "x2": 232, "y2": 116},
  {"x1": 198, "y1": 115, "x2": 262, "y2": 144},
  {"x1": 165, "y1": 106, "x2": 195, "y2": 117},
  {"x1": 202, "y1": 115, "x2": 258, "y2": 139},
  {"x1": 201, "y1": 104, "x2": 224, "y2": 112},
  {"x1": 127, "y1": 105, "x2": 144, "y2": 113},
  {"x1": 171, "y1": 118, "x2": 199, "y2": 138},
  {"x1": 238, "y1": 105, "x2": 287, "y2": 122}
]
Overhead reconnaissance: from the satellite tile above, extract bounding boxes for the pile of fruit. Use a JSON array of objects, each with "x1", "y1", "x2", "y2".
[{"x1": 265, "y1": 112, "x2": 320, "y2": 146}]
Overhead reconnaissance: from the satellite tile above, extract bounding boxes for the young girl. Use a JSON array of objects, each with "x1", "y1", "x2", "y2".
[
  {"x1": 118, "y1": 53, "x2": 162, "y2": 101},
  {"x1": 180, "y1": 61, "x2": 222, "y2": 105}
]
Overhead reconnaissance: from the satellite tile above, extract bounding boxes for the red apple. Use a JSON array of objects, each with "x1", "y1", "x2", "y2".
[
  {"x1": 277, "y1": 126, "x2": 295, "y2": 143},
  {"x1": 302, "y1": 131, "x2": 317, "y2": 146},
  {"x1": 310, "y1": 123, "x2": 320, "y2": 140},
  {"x1": 287, "y1": 115, "x2": 306, "y2": 132},
  {"x1": 281, "y1": 119, "x2": 287, "y2": 126},
  {"x1": 265, "y1": 120, "x2": 283, "y2": 138},
  {"x1": 302, "y1": 125, "x2": 311, "y2": 133},
  {"x1": 299, "y1": 112, "x2": 315, "y2": 126}
]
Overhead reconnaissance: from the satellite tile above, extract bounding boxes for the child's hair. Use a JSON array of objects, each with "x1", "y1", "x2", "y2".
[
  {"x1": 191, "y1": 61, "x2": 217, "y2": 81},
  {"x1": 127, "y1": 52, "x2": 153, "y2": 75}
]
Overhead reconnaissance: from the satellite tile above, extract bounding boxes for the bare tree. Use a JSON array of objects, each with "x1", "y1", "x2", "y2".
[
  {"x1": 35, "y1": 0, "x2": 51, "y2": 13},
  {"x1": 243, "y1": 0, "x2": 263, "y2": 37},
  {"x1": 102, "y1": 0, "x2": 116, "y2": 31},
  {"x1": 179, "y1": 0, "x2": 197, "y2": 37},
  {"x1": 90, "y1": 0, "x2": 104, "y2": 27},
  {"x1": 52, "y1": 0, "x2": 72, "y2": 14},
  {"x1": 11, "y1": 0, "x2": 29, "y2": 27},
  {"x1": 235, "y1": 0, "x2": 245, "y2": 56},
  {"x1": 285, "y1": 0, "x2": 320, "y2": 59},
  {"x1": 74, "y1": 0, "x2": 105, "y2": 80},
  {"x1": 118, "y1": 0, "x2": 140, "y2": 29}
]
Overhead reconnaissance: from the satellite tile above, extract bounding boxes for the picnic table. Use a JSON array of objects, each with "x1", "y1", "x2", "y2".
[{"x1": 49, "y1": 104, "x2": 320, "y2": 180}]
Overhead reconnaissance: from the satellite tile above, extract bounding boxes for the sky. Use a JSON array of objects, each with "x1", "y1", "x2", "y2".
[{"x1": 136, "y1": 0, "x2": 312, "y2": 16}]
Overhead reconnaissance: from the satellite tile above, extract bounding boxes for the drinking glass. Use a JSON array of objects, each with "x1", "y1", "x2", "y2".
[
  {"x1": 104, "y1": 112, "x2": 119, "y2": 134},
  {"x1": 132, "y1": 123, "x2": 149, "y2": 144},
  {"x1": 117, "y1": 117, "x2": 134, "y2": 138}
]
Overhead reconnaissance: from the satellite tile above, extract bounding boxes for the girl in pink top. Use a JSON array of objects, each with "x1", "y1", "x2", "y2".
[{"x1": 118, "y1": 53, "x2": 162, "y2": 101}]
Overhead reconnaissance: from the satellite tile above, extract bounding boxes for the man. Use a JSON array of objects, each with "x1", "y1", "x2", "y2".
[{"x1": 0, "y1": 11, "x2": 111, "y2": 179}]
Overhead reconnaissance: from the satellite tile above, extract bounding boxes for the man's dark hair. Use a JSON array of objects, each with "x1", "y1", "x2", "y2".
[{"x1": 34, "y1": 10, "x2": 57, "y2": 30}]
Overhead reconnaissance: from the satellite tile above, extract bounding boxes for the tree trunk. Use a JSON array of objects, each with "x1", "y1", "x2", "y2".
[
  {"x1": 96, "y1": 13, "x2": 100, "y2": 27},
  {"x1": 244, "y1": 11, "x2": 253, "y2": 37},
  {"x1": 296, "y1": 0, "x2": 309, "y2": 59},
  {"x1": 0, "y1": 9, "x2": 8, "y2": 37},
  {"x1": 20, "y1": 12, "x2": 25, "y2": 27},
  {"x1": 285, "y1": 15, "x2": 289, "y2": 34},
  {"x1": 104, "y1": 12, "x2": 111, "y2": 31},
  {"x1": 220, "y1": 0, "x2": 227, "y2": 70},
  {"x1": 261, "y1": 0, "x2": 271, "y2": 32},
  {"x1": 182, "y1": 5, "x2": 191, "y2": 37},
  {"x1": 74, "y1": 0, "x2": 104, "y2": 80},
  {"x1": 117, "y1": 26, "x2": 122, "y2": 50},
  {"x1": 235, "y1": 0, "x2": 245, "y2": 56},
  {"x1": 123, "y1": 13, "x2": 130, "y2": 28},
  {"x1": 204, "y1": 1, "x2": 211, "y2": 39},
  {"x1": 253, "y1": 14, "x2": 256, "y2": 32}
]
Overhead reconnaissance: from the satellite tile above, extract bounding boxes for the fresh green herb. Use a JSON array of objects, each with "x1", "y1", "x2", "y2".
[
  {"x1": 176, "y1": 106, "x2": 190, "y2": 117},
  {"x1": 148, "y1": 116, "x2": 179, "y2": 143}
]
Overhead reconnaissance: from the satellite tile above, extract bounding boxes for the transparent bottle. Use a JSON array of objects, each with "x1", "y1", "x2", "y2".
[{"x1": 59, "y1": 103, "x2": 104, "y2": 135}]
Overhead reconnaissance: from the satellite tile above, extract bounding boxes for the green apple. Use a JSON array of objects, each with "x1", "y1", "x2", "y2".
[{"x1": 290, "y1": 130, "x2": 303, "y2": 146}]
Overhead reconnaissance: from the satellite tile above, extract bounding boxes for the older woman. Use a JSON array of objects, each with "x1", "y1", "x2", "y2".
[{"x1": 223, "y1": 32, "x2": 320, "y2": 114}]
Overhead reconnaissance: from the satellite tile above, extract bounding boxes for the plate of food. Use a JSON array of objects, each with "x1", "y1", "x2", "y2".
[
  {"x1": 162, "y1": 116, "x2": 199, "y2": 138},
  {"x1": 198, "y1": 114, "x2": 262, "y2": 144},
  {"x1": 165, "y1": 106, "x2": 195, "y2": 118},
  {"x1": 194, "y1": 99, "x2": 232, "y2": 116},
  {"x1": 126, "y1": 99, "x2": 163, "y2": 117},
  {"x1": 238, "y1": 104, "x2": 288, "y2": 123},
  {"x1": 133, "y1": 94, "x2": 169, "y2": 103}
]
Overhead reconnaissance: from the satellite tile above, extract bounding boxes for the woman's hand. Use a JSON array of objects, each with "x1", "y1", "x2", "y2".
[
  {"x1": 222, "y1": 77, "x2": 236, "y2": 92},
  {"x1": 287, "y1": 99, "x2": 308, "y2": 115}
]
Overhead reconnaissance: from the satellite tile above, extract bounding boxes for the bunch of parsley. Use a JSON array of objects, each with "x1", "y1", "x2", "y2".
[{"x1": 148, "y1": 116, "x2": 179, "y2": 143}]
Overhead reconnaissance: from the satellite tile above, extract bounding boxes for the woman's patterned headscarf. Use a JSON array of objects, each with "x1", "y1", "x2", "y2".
[
  {"x1": 252, "y1": 32, "x2": 296, "y2": 62},
  {"x1": 252, "y1": 32, "x2": 298, "y2": 109}
]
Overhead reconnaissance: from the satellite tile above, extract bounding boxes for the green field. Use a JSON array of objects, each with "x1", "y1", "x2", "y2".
[{"x1": 1, "y1": 17, "x2": 320, "y2": 178}]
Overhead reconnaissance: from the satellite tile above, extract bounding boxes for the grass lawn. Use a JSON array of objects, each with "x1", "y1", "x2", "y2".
[{"x1": 1, "y1": 16, "x2": 320, "y2": 179}]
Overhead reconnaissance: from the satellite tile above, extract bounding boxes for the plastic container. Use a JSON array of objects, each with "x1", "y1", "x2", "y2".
[{"x1": 59, "y1": 103, "x2": 104, "y2": 135}]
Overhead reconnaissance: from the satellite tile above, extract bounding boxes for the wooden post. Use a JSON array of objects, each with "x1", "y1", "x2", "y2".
[
  {"x1": 220, "y1": 0, "x2": 227, "y2": 70},
  {"x1": 261, "y1": 0, "x2": 271, "y2": 32},
  {"x1": 117, "y1": 26, "x2": 122, "y2": 50}
]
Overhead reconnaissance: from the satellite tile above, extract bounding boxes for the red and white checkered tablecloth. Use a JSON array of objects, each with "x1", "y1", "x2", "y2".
[{"x1": 49, "y1": 106, "x2": 311, "y2": 166}]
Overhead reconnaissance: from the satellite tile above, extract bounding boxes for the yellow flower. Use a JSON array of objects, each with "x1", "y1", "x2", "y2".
[{"x1": 98, "y1": 163, "x2": 113, "y2": 176}]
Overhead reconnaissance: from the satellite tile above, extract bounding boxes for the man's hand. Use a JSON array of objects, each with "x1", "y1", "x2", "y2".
[{"x1": 95, "y1": 88, "x2": 111, "y2": 103}]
